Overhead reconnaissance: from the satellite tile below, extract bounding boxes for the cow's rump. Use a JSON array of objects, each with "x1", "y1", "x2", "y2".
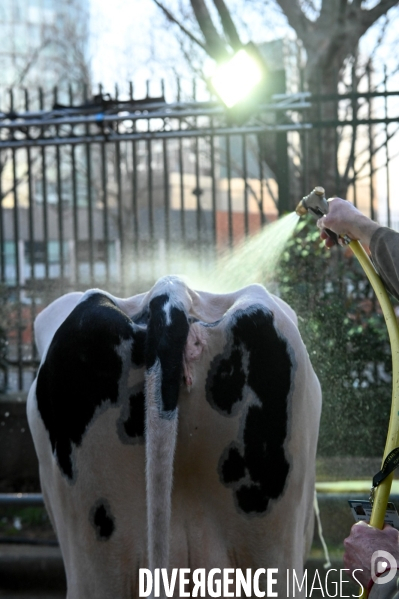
[{"x1": 27, "y1": 276, "x2": 321, "y2": 599}]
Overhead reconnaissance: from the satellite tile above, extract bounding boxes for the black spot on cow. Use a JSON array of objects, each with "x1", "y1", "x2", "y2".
[
  {"x1": 207, "y1": 348, "x2": 246, "y2": 415},
  {"x1": 145, "y1": 294, "x2": 189, "y2": 413},
  {"x1": 90, "y1": 498, "x2": 115, "y2": 541},
  {"x1": 36, "y1": 293, "x2": 136, "y2": 480},
  {"x1": 131, "y1": 328, "x2": 146, "y2": 367},
  {"x1": 123, "y1": 389, "x2": 145, "y2": 439},
  {"x1": 221, "y1": 444, "x2": 246, "y2": 484},
  {"x1": 206, "y1": 306, "x2": 292, "y2": 516}
]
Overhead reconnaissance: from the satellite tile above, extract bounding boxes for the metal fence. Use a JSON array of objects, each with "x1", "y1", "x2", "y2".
[{"x1": 0, "y1": 73, "x2": 398, "y2": 391}]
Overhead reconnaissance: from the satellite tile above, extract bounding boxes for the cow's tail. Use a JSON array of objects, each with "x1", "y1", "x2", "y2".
[{"x1": 144, "y1": 284, "x2": 190, "y2": 587}]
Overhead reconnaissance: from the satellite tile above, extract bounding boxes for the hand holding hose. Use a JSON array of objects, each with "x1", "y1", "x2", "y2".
[
  {"x1": 317, "y1": 197, "x2": 381, "y2": 248},
  {"x1": 343, "y1": 521, "x2": 399, "y2": 592}
]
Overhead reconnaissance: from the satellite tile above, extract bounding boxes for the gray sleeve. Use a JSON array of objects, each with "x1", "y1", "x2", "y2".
[
  {"x1": 369, "y1": 574, "x2": 399, "y2": 599},
  {"x1": 370, "y1": 227, "x2": 399, "y2": 302}
]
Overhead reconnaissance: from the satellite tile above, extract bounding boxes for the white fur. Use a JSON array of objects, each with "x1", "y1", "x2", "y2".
[{"x1": 145, "y1": 359, "x2": 178, "y2": 586}]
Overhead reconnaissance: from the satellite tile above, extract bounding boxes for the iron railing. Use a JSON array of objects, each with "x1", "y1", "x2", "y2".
[{"x1": 0, "y1": 76, "x2": 398, "y2": 391}]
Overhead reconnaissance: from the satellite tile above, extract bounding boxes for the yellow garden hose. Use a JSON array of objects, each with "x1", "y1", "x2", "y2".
[
  {"x1": 349, "y1": 240, "x2": 399, "y2": 598},
  {"x1": 295, "y1": 188, "x2": 399, "y2": 597}
]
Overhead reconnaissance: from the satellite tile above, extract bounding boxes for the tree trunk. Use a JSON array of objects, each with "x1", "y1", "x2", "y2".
[{"x1": 305, "y1": 57, "x2": 346, "y2": 199}]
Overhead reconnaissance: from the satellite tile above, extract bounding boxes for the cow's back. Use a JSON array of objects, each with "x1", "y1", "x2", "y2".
[{"x1": 27, "y1": 278, "x2": 321, "y2": 598}]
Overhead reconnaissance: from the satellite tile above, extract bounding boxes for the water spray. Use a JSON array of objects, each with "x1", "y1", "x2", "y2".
[{"x1": 297, "y1": 188, "x2": 399, "y2": 599}]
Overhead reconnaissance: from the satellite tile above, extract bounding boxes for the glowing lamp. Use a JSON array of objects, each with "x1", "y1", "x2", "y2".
[{"x1": 210, "y1": 48, "x2": 264, "y2": 108}]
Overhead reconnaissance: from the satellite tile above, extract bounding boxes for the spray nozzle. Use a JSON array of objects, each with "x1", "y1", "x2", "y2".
[
  {"x1": 295, "y1": 187, "x2": 351, "y2": 245},
  {"x1": 295, "y1": 187, "x2": 329, "y2": 219}
]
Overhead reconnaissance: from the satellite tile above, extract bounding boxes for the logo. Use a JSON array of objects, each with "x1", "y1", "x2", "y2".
[{"x1": 371, "y1": 550, "x2": 398, "y2": 585}]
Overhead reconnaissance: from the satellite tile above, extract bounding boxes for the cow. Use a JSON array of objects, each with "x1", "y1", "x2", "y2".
[{"x1": 27, "y1": 275, "x2": 321, "y2": 598}]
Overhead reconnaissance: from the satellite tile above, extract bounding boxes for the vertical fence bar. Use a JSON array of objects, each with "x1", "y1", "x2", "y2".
[
  {"x1": 163, "y1": 137, "x2": 170, "y2": 264},
  {"x1": 10, "y1": 89, "x2": 23, "y2": 390},
  {"x1": 366, "y1": 63, "x2": 378, "y2": 322},
  {"x1": 177, "y1": 79, "x2": 186, "y2": 246},
  {"x1": 97, "y1": 82, "x2": 110, "y2": 288},
  {"x1": 25, "y1": 89, "x2": 35, "y2": 284},
  {"x1": 0, "y1": 145, "x2": 7, "y2": 390},
  {"x1": 39, "y1": 88, "x2": 49, "y2": 280},
  {"x1": 161, "y1": 80, "x2": 170, "y2": 266},
  {"x1": 210, "y1": 132, "x2": 217, "y2": 248},
  {"x1": 226, "y1": 135, "x2": 233, "y2": 248},
  {"x1": 101, "y1": 139, "x2": 110, "y2": 288},
  {"x1": 334, "y1": 69, "x2": 340, "y2": 195},
  {"x1": 194, "y1": 137, "x2": 201, "y2": 248},
  {"x1": 317, "y1": 69, "x2": 323, "y2": 186},
  {"x1": 299, "y1": 64, "x2": 308, "y2": 196},
  {"x1": 69, "y1": 84, "x2": 80, "y2": 288},
  {"x1": 193, "y1": 80, "x2": 202, "y2": 250},
  {"x1": 384, "y1": 66, "x2": 391, "y2": 228},
  {"x1": 115, "y1": 139, "x2": 124, "y2": 290},
  {"x1": 54, "y1": 87, "x2": 65, "y2": 290},
  {"x1": 275, "y1": 69, "x2": 289, "y2": 213},
  {"x1": 114, "y1": 83, "x2": 124, "y2": 292},
  {"x1": 146, "y1": 81, "x2": 155, "y2": 278},
  {"x1": 350, "y1": 63, "x2": 358, "y2": 208},
  {"x1": 129, "y1": 81, "x2": 139, "y2": 280},
  {"x1": 25, "y1": 88, "x2": 37, "y2": 369},
  {"x1": 258, "y1": 153, "x2": 265, "y2": 227},
  {"x1": 146, "y1": 136, "x2": 154, "y2": 268},
  {"x1": 83, "y1": 84, "x2": 94, "y2": 286},
  {"x1": 367, "y1": 63, "x2": 375, "y2": 221},
  {"x1": 276, "y1": 127, "x2": 289, "y2": 214},
  {"x1": 303, "y1": 129, "x2": 309, "y2": 198},
  {"x1": 0, "y1": 150, "x2": 5, "y2": 283},
  {"x1": 0, "y1": 94, "x2": 7, "y2": 389},
  {"x1": 242, "y1": 134, "x2": 248, "y2": 237}
]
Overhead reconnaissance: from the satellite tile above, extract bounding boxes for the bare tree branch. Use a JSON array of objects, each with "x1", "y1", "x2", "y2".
[
  {"x1": 212, "y1": 0, "x2": 243, "y2": 50},
  {"x1": 275, "y1": 0, "x2": 311, "y2": 39},
  {"x1": 179, "y1": 40, "x2": 209, "y2": 82},
  {"x1": 348, "y1": 124, "x2": 399, "y2": 181},
  {"x1": 360, "y1": 0, "x2": 399, "y2": 31},
  {"x1": 13, "y1": 40, "x2": 52, "y2": 87},
  {"x1": 152, "y1": 0, "x2": 209, "y2": 53},
  {"x1": 0, "y1": 154, "x2": 40, "y2": 204},
  {"x1": 189, "y1": 0, "x2": 229, "y2": 59}
]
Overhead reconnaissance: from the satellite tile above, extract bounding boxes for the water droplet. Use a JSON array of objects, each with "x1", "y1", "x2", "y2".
[{"x1": 13, "y1": 517, "x2": 22, "y2": 531}]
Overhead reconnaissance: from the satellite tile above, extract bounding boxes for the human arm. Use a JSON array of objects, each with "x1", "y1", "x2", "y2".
[
  {"x1": 317, "y1": 197, "x2": 380, "y2": 248},
  {"x1": 370, "y1": 228, "x2": 399, "y2": 302},
  {"x1": 317, "y1": 197, "x2": 399, "y2": 300}
]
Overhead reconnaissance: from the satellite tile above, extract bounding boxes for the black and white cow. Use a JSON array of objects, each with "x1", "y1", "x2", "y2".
[{"x1": 27, "y1": 276, "x2": 321, "y2": 598}]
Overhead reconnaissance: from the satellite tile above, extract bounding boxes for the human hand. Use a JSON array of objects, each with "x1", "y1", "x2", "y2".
[
  {"x1": 317, "y1": 197, "x2": 380, "y2": 248},
  {"x1": 343, "y1": 521, "x2": 399, "y2": 588}
]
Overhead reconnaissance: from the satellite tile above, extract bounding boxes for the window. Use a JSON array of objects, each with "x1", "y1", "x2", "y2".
[{"x1": 24, "y1": 241, "x2": 69, "y2": 265}]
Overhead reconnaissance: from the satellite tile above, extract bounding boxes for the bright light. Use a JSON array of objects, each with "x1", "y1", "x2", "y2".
[{"x1": 211, "y1": 49, "x2": 263, "y2": 108}]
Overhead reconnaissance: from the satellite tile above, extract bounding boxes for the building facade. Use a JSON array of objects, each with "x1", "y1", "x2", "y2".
[{"x1": 0, "y1": 0, "x2": 89, "y2": 91}]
